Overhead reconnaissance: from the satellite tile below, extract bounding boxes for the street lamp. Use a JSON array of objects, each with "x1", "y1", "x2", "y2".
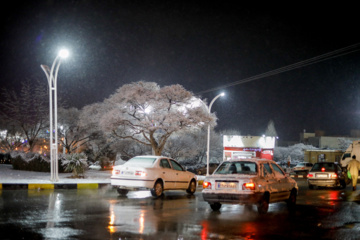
[
  {"x1": 206, "y1": 92, "x2": 225, "y2": 176},
  {"x1": 41, "y1": 49, "x2": 69, "y2": 182}
]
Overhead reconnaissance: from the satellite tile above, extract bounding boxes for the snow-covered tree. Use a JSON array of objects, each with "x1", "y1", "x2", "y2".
[
  {"x1": 265, "y1": 119, "x2": 277, "y2": 137},
  {"x1": 274, "y1": 143, "x2": 318, "y2": 162},
  {"x1": 337, "y1": 138, "x2": 353, "y2": 151},
  {"x1": 0, "y1": 121, "x2": 24, "y2": 152},
  {"x1": 0, "y1": 80, "x2": 48, "y2": 152},
  {"x1": 79, "y1": 81, "x2": 215, "y2": 156},
  {"x1": 58, "y1": 107, "x2": 97, "y2": 154}
]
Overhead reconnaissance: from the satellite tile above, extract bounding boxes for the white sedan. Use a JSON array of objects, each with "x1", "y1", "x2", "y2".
[
  {"x1": 111, "y1": 155, "x2": 197, "y2": 197},
  {"x1": 202, "y1": 158, "x2": 298, "y2": 214}
]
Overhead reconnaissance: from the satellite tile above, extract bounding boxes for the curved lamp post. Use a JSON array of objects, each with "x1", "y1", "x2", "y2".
[
  {"x1": 41, "y1": 49, "x2": 69, "y2": 182},
  {"x1": 206, "y1": 92, "x2": 225, "y2": 176}
]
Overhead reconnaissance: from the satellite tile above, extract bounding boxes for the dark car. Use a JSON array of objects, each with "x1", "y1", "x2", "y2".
[
  {"x1": 307, "y1": 162, "x2": 347, "y2": 189},
  {"x1": 195, "y1": 163, "x2": 219, "y2": 175}
]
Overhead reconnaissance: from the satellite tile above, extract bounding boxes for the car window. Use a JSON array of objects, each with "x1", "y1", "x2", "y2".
[
  {"x1": 124, "y1": 157, "x2": 157, "y2": 167},
  {"x1": 264, "y1": 163, "x2": 272, "y2": 174},
  {"x1": 214, "y1": 161, "x2": 257, "y2": 175},
  {"x1": 170, "y1": 160, "x2": 184, "y2": 171},
  {"x1": 271, "y1": 163, "x2": 285, "y2": 176},
  {"x1": 160, "y1": 159, "x2": 171, "y2": 169},
  {"x1": 336, "y1": 165, "x2": 342, "y2": 171},
  {"x1": 262, "y1": 163, "x2": 273, "y2": 177},
  {"x1": 312, "y1": 163, "x2": 335, "y2": 171}
]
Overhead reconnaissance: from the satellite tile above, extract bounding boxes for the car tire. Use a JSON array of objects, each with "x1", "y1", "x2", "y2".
[
  {"x1": 287, "y1": 189, "x2": 297, "y2": 212},
  {"x1": 186, "y1": 180, "x2": 196, "y2": 195},
  {"x1": 116, "y1": 188, "x2": 129, "y2": 196},
  {"x1": 308, "y1": 184, "x2": 314, "y2": 190},
  {"x1": 210, "y1": 202, "x2": 221, "y2": 211},
  {"x1": 150, "y1": 181, "x2": 163, "y2": 198},
  {"x1": 257, "y1": 195, "x2": 269, "y2": 214}
]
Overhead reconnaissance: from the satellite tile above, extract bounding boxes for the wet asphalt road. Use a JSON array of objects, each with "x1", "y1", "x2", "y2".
[{"x1": 1, "y1": 179, "x2": 360, "y2": 240}]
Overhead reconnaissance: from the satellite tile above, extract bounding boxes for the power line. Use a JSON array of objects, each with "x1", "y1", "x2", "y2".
[{"x1": 197, "y1": 43, "x2": 360, "y2": 95}]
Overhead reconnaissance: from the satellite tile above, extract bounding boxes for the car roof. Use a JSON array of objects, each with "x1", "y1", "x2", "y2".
[
  {"x1": 133, "y1": 155, "x2": 170, "y2": 159},
  {"x1": 313, "y1": 162, "x2": 336, "y2": 164},
  {"x1": 225, "y1": 158, "x2": 273, "y2": 163}
]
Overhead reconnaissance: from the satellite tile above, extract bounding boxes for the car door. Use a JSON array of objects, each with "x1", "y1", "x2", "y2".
[
  {"x1": 270, "y1": 163, "x2": 291, "y2": 201},
  {"x1": 260, "y1": 163, "x2": 280, "y2": 201},
  {"x1": 170, "y1": 159, "x2": 189, "y2": 189},
  {"x1": 159, "y1": 158, "x2": 176, "y2": 189}
]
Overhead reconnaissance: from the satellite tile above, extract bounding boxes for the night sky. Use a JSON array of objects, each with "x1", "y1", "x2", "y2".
[{"x1": 1, "y1": 1, "x2": 360, "y2": 141}]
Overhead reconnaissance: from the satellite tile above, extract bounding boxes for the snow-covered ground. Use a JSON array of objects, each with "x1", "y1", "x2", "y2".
[
  {"x1": 0, "y1": 164, "x2": 205, "y2": 184},
  {"x1": 0, "y1": 164, "x2": 112, "y2": 184}
]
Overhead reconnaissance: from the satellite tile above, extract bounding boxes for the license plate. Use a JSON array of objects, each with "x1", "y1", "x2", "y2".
[
  {"x1": 121, "y1": 171, "x2": 134, "y2": 175},
  {"x1": 217, "y1": 182, "x2": 237, "y2": 189},
  {"x1": 316, "y1": 174, "x2": 328, "y2": 178}
]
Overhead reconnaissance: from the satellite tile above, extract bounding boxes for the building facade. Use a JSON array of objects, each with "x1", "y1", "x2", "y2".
[{"x1": 304, "y1": 149, "x2": 344, "y2": 164}]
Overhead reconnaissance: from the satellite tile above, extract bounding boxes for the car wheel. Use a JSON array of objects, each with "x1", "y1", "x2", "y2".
[
  {"x1": 257, "y1": 195, "x2": 269, "y2": 214},
  {"x1": 150, "y1": 181, "x2": 163, "y2": 198},
  {"x1": 210, "y1": 202, "x2": 221, "y2": 211},
  {"x1": 287, "y1": 189, "x2": 297, "y2": 212},
  {"x1": 186, "y1": 180, "x2": 196, "y2": 195},
  {"x1": 116, "y1": 188, "x2": 129, "y2": 196},
  {"x1": 308, "y1": 184, "x2": 314, "y2": 190}
]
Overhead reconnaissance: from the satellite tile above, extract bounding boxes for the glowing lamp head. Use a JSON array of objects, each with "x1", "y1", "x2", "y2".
[
  {"x1": 220, "y1": 92, "x2": 225, "y2": 97},
  {"x1": 59, "y1": 49, "x2": 69, "y2": 59}
]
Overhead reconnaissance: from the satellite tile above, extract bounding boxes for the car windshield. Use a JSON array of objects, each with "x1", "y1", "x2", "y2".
[
  {"x1": 311, "y1": 163, "x2": 336, "y2": 172},
  {"x1": 214, "y1": 161, "x2": 257, "y2": 175},
  {"x1": 124, "y1": 157, "x2": 157, "y2": 167}
]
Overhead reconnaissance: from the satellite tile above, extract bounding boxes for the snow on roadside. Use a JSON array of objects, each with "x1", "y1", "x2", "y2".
[{"x1": 0, "y1": 164, "x2": 111, "y2": 184}]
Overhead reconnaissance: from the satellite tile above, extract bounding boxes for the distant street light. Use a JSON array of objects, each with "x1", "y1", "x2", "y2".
[
  {"x1": 206, "y1": 92, "x2": 225, "y2": 176},
  {"x1": 41, "y1": 49, "x2": 69, "y2": 182}
]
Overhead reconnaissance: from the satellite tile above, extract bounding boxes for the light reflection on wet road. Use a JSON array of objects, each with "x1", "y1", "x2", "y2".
[{"x1": 1, "y1": 180, "x2": 360, "y2": 239}]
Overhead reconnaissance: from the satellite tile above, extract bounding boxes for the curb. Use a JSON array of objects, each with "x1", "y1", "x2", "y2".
[{"x1": 0, "y1": 183, "x2": 110, "y2": 190}]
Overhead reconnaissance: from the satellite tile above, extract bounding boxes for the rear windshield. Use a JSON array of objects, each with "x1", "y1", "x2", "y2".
[
  {"x1": 311, "y1": 163, "x2": 336, "y2": 171},
  {"x1": 214, "y1": 161, "x2": 257, "y2": 175},
  {"x1": 124, "y1": 157, "x2": 157, "y2": 167}
]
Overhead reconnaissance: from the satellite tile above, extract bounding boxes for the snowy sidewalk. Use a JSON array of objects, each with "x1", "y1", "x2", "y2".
[{"x1": 0, "y1": 164, "x2": 111, "y2": 190}]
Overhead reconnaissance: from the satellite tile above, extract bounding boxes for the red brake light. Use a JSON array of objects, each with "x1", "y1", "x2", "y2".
[
  {"x1": 242, "y1": 182, "x2": 255, "y2": 190},
  {"x1": 203, "y1": 181, "x2": 211, "y2": 189},
  {"x1": 321, "y1": 167, "x2": 325, "y2": 172},
  {"x1": 307, "y1": 173, "x2": 313, "y2": 177}
]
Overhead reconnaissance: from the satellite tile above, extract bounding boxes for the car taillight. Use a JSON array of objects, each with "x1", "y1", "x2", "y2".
[
  {"x1": 242, "y1": 182, "x2": 255, "y2": 190},
  {"x1": 321, "y1": 167, "x2": 325, "y2": 172},
  {"x1": 135, "y1": 171, "x2": 147, "y2": 177},
  {"x1": 307, "y1": 173, "x2": 313, "y2": 178},
  {"x1": 112, "y1": 169, "x2": 120, "y2": 175},
  {"x1": 331, "y1": 173, "x2": 337, "y2": 178},
  {"x1": 203, "y1": 181, "x2": 212, "y2": 189}
]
